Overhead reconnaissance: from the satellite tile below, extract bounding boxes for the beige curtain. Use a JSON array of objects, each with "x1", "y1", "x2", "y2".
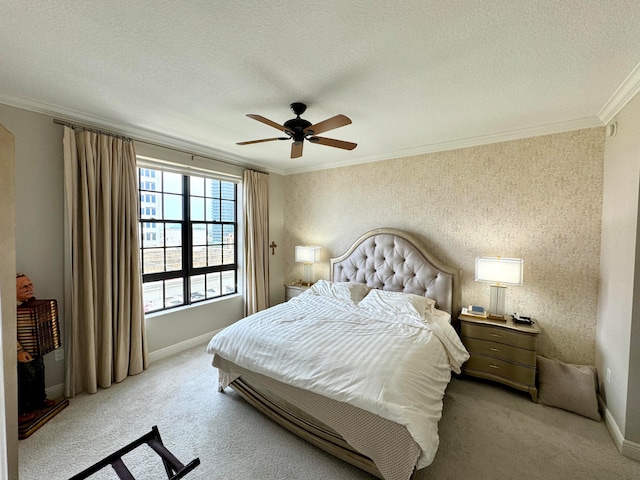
[
  {"x1": 243, "y1": 170, "x2": 270, "y2": 315},
  {"x1": 63, "y1": 127, "x2": 148, "y2": 397}
]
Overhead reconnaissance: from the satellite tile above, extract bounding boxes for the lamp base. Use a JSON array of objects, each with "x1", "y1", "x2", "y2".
[
  {"x1": 302, "y1": 263, "x2": 314, "y2": 285},
  {"x1": 489, "y1": 284, "x2": 507, "y2": 317}
]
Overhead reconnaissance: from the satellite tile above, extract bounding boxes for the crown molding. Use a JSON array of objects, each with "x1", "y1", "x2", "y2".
[
  {"x1": 0, "y1": 93, "x2": 288, "y2": 175},
  {"x1": 282, "y1": 116, "x2": 603, "y2": 175},
  {"x1": 0, "y1": 93, "x2": 604, "y2": 178},
  {"x1": 598, "y1": 62, "x2": 640, "y2": 125}
]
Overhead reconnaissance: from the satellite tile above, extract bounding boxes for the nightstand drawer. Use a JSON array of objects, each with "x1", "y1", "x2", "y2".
[
  {"x1": 465, "y1": 354, "x2": 536, "y2": 385},
  {"x1": 462, "y1": 337, "x2": 536, "y2": 367},
  {"x1": 458, "y1": 313, "x2": 540, "y2": 401},
  {"x1": 461, "y1": 322, "x2": 538, "y2": 350}
]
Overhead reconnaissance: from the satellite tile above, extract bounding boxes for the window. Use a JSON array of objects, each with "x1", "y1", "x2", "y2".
[{"x1": 137, "y1": 166, "x2": 238, "y2": 313}]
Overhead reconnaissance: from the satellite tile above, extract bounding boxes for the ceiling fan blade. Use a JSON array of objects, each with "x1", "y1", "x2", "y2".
[
  {"x1": 308, "y1": 136, "x2": 357, "y2": 151},
  {"x1": 246, "y1": 114, "x2": 288, "y2": 133},
  {"x1": 237, "y1": 137, "x2": 289, "y2": 145},
  {"x1": 291, "y1": 141, "x2": 303, "y2": 159},
  {"x1": 303, "y1": 114, "x2": 352, "y2": 135}
]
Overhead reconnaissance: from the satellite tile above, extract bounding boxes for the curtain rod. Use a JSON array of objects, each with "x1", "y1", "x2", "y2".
[
  {"x1": 52, "y1": 118, "x2": 267, "y2": 174},
  {"x1": 53, "y1": 118, "x2": 132, "y2": 142}
]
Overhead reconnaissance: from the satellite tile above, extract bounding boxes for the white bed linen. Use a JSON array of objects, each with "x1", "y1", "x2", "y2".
[{"x1": 207, "y1": 292, "x2": 469, "y2": 467}]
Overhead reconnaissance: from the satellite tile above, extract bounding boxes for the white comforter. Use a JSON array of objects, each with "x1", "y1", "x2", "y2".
[{"x1": 207, "y1": 292, "x2": 469, "y2": 467}]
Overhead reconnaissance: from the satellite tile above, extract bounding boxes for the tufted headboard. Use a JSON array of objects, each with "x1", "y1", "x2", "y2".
[{"x1": 330, "y1": 228, "x2": 461, "y2": 316}]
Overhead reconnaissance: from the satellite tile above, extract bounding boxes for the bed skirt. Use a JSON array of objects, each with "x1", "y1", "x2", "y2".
[{"x1": 213, "y1": 354, "x2": 424, "y2": 480}]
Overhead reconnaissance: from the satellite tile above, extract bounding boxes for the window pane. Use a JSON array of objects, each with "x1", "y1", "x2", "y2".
[
  {"x1": 140, "y1": 206, "x2": 153, "y2": 220},
  {"x1": 143, "y1": 248, "x2": 165, "y2": 274},
  {"x1": 208, "y1": 179, "x2": 220, "y2": 198},
  {"x1": 190, "y1": 275, "x2": 205, "y2": 302},
  {"x1": 142, "y1": 281, "x2": 163, "y2": 313},
  {"x1": 192, "y1": 223, "x2": 206, "y2": 246},
  {"x1": 221, "y1": 181, "x2": 235, "y2": 200},
  {"x1": 208, "y1": 224, "x2": 222, "y2": 245},
  {"x1": 221, "y1": 200, "x2": 235, "y2": 221},
  {"x1": 223, "y1": 225, "x2": 235, "y2": 244},
  {"x1": 165, "y1": 224, "x2": 182, "y2": 247},
  {"x1": 165, "y1": 247, "x2": 182, "y2": 271},
  {"x1": 190, "y1": 176, "x2": 204, "y2": 197},
  {"x1": 212, "y1": 201, "x2": 221, "y2": 221},
  {"x1": 223, "y1": 245, "x2": 235, "y2": 265},
  {"x1": 143, "y1": 225, "x2": 162, "y2": 247},
  {"x1": 205, "y1": 197, "x2": 217, "y2": 221},
  {"x1": 222, "y1": 271, "x2": 235, "y2": 294},
  {"x1": 163, "y1": 194, "x2": 183, "y2": 220},
  {"x1": 163, "y1": 172, "x2": 183, "y2": 194},
  {"x1": 206, "y1": 272, "x2": 221, "y2": 298},
  {"x1": 139, "y1": 168, "x2": 160, "y2": 191},
  {"x1": 164, "y1": 278, "x2": 184, "y2": 308},
  {"x1": 193, "y1": 245, "x2": 206, "y2": 268},
  {"x1": 208, "y1": 245, "x2": 222, "y2": 266},
  {"x1": 190, "y1": 196, "x2": 205, "y2": 221}
]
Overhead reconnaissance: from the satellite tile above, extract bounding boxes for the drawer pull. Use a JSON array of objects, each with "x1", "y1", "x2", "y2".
[
  {"x1": 490, "y1": 333, "x2": 502, "y2": 338},
  {"x1": 489, "y1": 347, "x2": 502, "y2": 352},
  {"x1": 489, "y1": 364, "x2": 501, "y2": 369}
]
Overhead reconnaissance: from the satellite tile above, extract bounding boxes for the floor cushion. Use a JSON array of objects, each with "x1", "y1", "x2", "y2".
[{"x1": 537, "y1": 355, "x2": 600, "y2": 421}]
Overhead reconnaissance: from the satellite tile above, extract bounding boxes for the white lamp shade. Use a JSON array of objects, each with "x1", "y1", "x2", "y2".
[
  {"x1": 475, "y1": 257, "x2": 523, "y2": 286},
  {"x1": 295, "y1": 246, "x2": 322, "y2": 264}
]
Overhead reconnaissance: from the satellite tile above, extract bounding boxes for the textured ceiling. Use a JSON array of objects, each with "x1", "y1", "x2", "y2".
[{"x1": 1, "y1": 1, "x2": 639, "y2": 174}]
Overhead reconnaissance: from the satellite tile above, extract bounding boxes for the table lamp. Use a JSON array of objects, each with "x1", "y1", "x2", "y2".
[
  {"x1": 295, "y1": 246, "x2": 321, "y2": 286},
  {"x1": 475, "y1": 257, "x2": 523, "y2": 320}
]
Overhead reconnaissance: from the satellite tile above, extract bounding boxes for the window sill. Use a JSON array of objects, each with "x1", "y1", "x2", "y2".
[{"x1": 144, "y1": 293, "x2": 242, "y2": 318}]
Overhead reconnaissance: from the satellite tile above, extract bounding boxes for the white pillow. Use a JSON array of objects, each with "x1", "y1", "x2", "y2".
[
  {"x1": 358, "y1": 289, "x2": 436, "y2": 319},
  {"x1": 306, "y1": 279, "x2": 370, "y2": 304}
]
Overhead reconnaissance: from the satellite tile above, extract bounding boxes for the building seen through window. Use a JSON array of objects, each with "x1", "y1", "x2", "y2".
[{"x1": 137, "y1": 166, "x2": 238, "y2": 312}]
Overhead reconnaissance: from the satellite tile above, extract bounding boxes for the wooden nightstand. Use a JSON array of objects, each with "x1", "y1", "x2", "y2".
[
  {"x1": 284, "y1": 283, "x2": 310, "y2": 301},
  {"x1": 458, "y1": 313, "x2": 541, "y2": 401}
]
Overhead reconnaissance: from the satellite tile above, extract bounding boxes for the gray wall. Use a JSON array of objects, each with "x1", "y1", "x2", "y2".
[
  {"x1": 597, "y1": 90, "x2": 640, "y2": 448},
  {"x1": 0, "y1": 104, "x2": 66, "y2": 391}
]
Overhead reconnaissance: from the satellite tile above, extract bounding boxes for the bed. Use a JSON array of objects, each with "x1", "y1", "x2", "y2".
[{"x1": 207, "y1": 228, "x2": 468, "y2": 480}]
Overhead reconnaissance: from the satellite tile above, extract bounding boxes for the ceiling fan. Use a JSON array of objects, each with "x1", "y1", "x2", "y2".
[{"x1": 237, "y1": 102, "x2": 357, "y2": 159}]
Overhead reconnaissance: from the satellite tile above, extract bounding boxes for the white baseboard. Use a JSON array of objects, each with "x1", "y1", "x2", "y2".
[
  {"x1": 147, "y1": 329, "x2": 221, "y2": 363},
  {"x1": 599, "y1": 394, "x2": 640, "y2": 462},
  {"x1": 47, "y1": 329, "x2": 223, "y2": 398},
  {"x1": 46, "y1": 383, "x2": 64, "y2": 400},
  {"x1": 622, "y1": 438, "x2": 640, "y2": 462}
]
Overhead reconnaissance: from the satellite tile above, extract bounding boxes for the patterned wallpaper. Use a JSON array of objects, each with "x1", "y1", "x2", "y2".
[{"x1": 284, "y1": 127, "x2": 605, "y2": 365}]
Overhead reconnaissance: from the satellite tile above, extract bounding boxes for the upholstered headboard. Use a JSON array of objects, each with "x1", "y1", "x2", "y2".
[{"x1": 330, "y1": 228, "x2": 461, "y2": 315}]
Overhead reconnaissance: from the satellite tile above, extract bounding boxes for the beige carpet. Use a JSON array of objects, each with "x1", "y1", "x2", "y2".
[{"x1": 19, "y1": 345, "x2": 640, "y2": 480}]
